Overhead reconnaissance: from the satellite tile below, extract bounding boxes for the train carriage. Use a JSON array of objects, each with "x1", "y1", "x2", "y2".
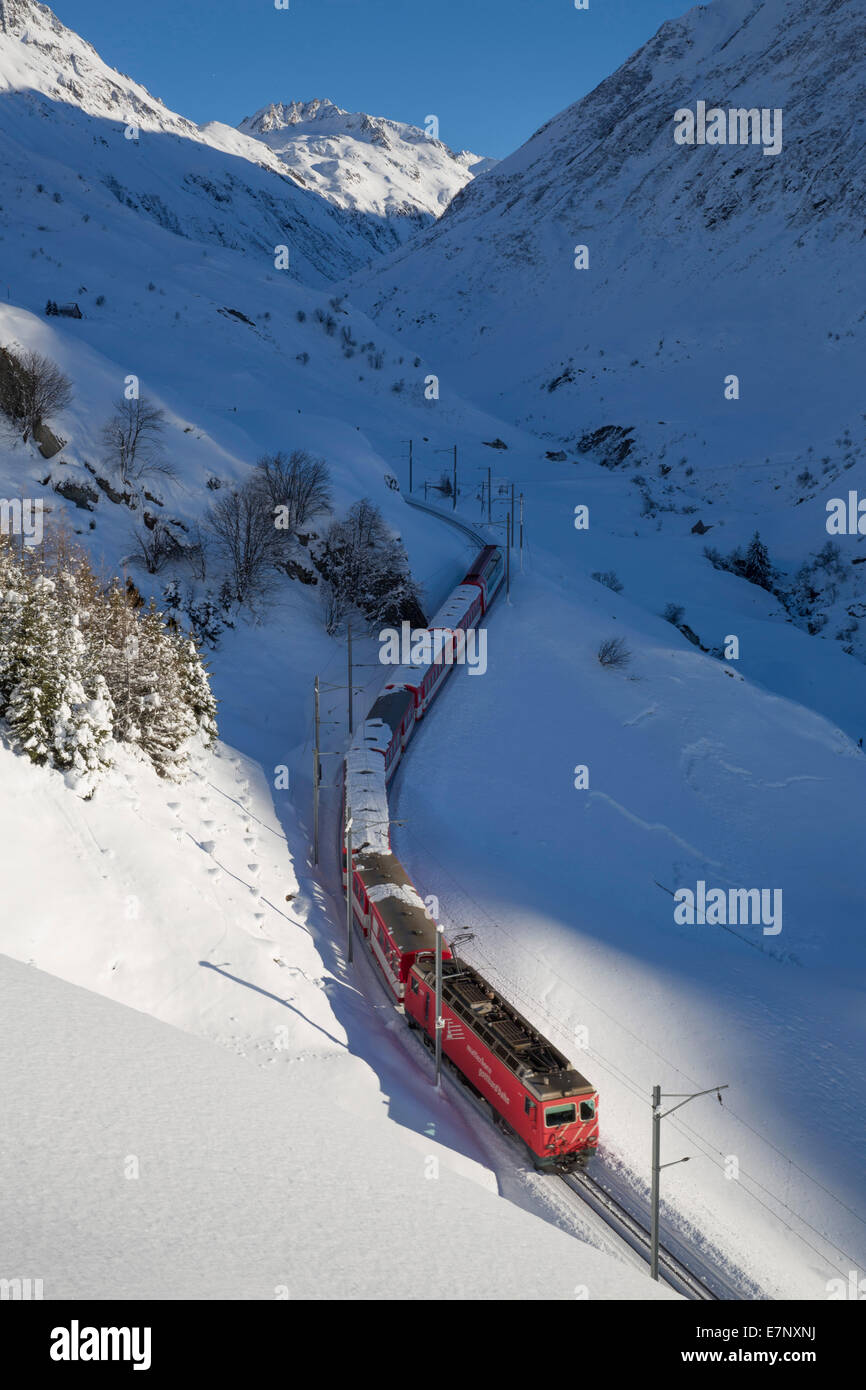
[
  {"x1": 463, "y1": 545, "x2": 505, "y2": 611},
  {"x1": 346, "y1": 851, "x2": 451, "y2": 1001},
  {"x1": 360, "y1": 688, "x2": 416, "y2": 780},
  {"x1": 405, "y1": 955, "x2": 598, "y2": 1170},
  {"x1": 384, "y1": 583, "x2": 485, "y2": 717}
]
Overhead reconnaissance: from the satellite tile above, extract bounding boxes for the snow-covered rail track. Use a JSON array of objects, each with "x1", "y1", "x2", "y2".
[
  {"x1": 561, "y1": 1168, "x2": 747, "y2": 1300},
  {"x1": 403, "y1": 491, "x2": 492, "y2": 548}
]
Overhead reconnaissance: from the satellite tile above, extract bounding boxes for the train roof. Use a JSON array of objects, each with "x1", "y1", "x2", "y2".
[
  {"x1": 412, "y1": 956, "x2": 595, "y2": 1102},
  {"x1": 464, "y1": 546, "x2": 501, "y2": 579},
  {"x1": 355, "y1": 852, "x2": 439, "y2": 956},
  {"x1": 364, "y1": 688, "x2": 414, "y2": 737},
  {"x1": 427, "y1": 585, "x2": 483, "y2": 632},
  {"x1": 345, "y1": 744, "x2": 390, "y2": 854}
]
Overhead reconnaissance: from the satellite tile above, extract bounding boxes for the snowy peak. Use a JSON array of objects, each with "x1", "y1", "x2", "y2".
[
  {"x1": 237, "y1": 97, "x2": 496, "y2": 231},
  {"x1": 239, "y1": 98, "x2": 345, "y2": 133}
]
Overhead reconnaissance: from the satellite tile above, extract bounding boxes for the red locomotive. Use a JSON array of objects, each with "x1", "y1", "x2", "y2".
[
  {"x1": 405, "y1": 954, "x2": 598, "y2": 1170},
  {"x1": 341, "y1": 541, "x2": 598, "y2": 1170}
]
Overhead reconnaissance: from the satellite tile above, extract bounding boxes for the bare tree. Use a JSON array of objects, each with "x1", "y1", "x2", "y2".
[
  {"x1": 102, "y1": 396, "x2": 173, "y2": 485},
  {"x1": 320, "y1": 578, "x2": 349, "y2": 637},
  {"x1": 206, "y1": 481, "x2": 276, "y2": 607},
  {"x1": 255, "y1": 450, "x2": 332, "y2": 534},
  {"x1": 184, "y1": 523, "x2": 208, "y2": 581},
  {"x1": 0, "y1": 345, "x2": 72, "y2": 441},
  {"x1": 130, "y1": 521, "x2": 182, "y2": 575},
  {"x1": 597, "y1": 636, "x2": 631, "y2": 669}
]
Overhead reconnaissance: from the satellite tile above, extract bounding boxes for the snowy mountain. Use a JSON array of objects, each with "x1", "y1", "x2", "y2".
[
  {"x1": 352, "y1": 0, "x2": 864, "y2": 446},
  {"x1": 236, "y1": 97, "x2": 495, "y2": 244},
  {"x1": 0, "y1": 0, "x2": 401, "y2": 282},
  {"x1": 349, "y1": 0, "x2": 866, "y2": 661}
]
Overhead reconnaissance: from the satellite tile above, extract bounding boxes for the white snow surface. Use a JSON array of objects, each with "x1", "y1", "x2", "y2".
[
  {"x1": 365, "y1": 880, "x2": 426, "y2": 911},
  {"x1": 0, "y1": 951, "x2": 674, "y2": 1300}
]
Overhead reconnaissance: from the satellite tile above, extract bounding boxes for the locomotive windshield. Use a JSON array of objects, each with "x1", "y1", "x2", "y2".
[
  {"x1": 544, "y1": 1103, "x2": 576, "y2": 1128},
  {"x1": 579, "y1": 1099, "x2": 596, "y2": 1122}
]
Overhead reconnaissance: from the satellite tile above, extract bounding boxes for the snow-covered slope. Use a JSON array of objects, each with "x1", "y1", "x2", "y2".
[
  {"x1": 349, "y1": 0, "x2": 866, "y2": 664},
  {"x1": 351, "y1": 0, "x2": 864, "y2": 448},
  {"x1": 0, "y1": 0, "x2": 396, "y2": 282},
  {"x1": 0, "y1": 955, "x2": 676, "y2": 1300},
  {"x1": 236, "y1": 98, "x2": 495, "y2": 244}
]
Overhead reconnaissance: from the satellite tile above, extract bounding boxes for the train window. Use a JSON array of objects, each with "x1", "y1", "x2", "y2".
[
  {"x1": 410, "y1": 977, "x2": 419, "y2": 995},
  {"x1": 544, "y1": 1104, "x2": 577, "y2": 1128},
  {"x1": 524, "y1": 1097, "x2": 536, "y2": 1117},
  {"x1": 579, "y1": 1100, "x2": 596, "y2": 1122}
]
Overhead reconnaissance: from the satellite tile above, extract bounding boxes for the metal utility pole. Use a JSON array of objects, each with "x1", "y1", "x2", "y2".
[
  {"x1": 519, "y1": 493, "x2": 525, "y2": 572},
  {"x1": 650, "y1": 1081, "x2": 729, "y2": 1280},
  {"x1": 347, "y1": 623, "x2": 353, "y2": 735},
  {"x1": 345, "y1": 808, "x2": 354, "y2": 964},
  {"x1": 434, "y1": 924, "x2": 444, "y2": 1086},
  {"x1": 510, "y1": 481, "x2": 515, "y2": 541},
  {"x1": 452, "y1": 445, "x2": 458, "y2": 511},
  {"x1": 487, "y1": 465, "x2": 492, "y2": 523},
  {"x1": 408, "y1": 439, "x2": 413, "y2": 494},
  {"x1": 313, "y1": 676, "x2": 321, "y2": 865},
  {"x1": 650, "y1": 1085, "x2": 662, "y2": 1281},
  {"x1": 506, "y1": 512, "x2": 511, "y2": 599}
]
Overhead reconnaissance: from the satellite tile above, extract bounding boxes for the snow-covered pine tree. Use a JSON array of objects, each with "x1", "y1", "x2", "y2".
[
  {"x1": 102, "y1": 579, "x2": 143, "y2": 744},
  {"x1": 49, "y1": 568, "x2": 115, "y2": 794},
  {"x1": 5, "y1": 574, "x2": 63, "y2": 764},
  {"x1": 172, "y1": 631, "x2": 218, "y2": 748},
  {"x1": 743, "y1": 532, "x2": 773, "y2": 591},
  {"x1": 131, "y1": 600, "x2": 196, "y2": 777},
  {"x1": 0, "y1": 536, "x2": 27, "y2": 714}
]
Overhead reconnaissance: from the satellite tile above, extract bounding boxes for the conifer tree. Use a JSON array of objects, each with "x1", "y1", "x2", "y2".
[
  {"x1": 49, "y1": 569, "x2": 115, "y2": 792},
  {"x1": 0, "y1": 533, "x2": 218, "y2": 788},
  {"x1": 131, "y1": 601, "x2": 194, "y2": 776},
  {"x1": 743, "y1": 531, "x2": 773, "y2": 590},
  {"x1": 0, "y1": 537, "x2": 27, "y2": 714},
  {"x1": 6, "y1": 575, "x2": 63, "y2": 764},
  {"x1": 173, "y1": 632, "x2": 218, "y2": 747}
]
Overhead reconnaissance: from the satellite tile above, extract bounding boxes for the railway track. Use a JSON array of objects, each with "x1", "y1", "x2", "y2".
[
  {"x1": 561, "y1": 1168, "x2": 722, "y2": 1300},
  {"x1": 403, "y1": 491, "x2": 492, "y2": 548}
]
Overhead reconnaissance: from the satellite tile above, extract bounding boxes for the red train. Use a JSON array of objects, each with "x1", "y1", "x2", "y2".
[
  {"x1": 405, "y1": 956, "x2": 598, "y2": 1170},
  {"x1": 342, "y1": 542, "x2": 598, "y2": 1171}
]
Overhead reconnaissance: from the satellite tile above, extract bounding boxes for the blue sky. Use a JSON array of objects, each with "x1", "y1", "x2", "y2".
[{"x1": 51, "y1": 0, "x2": 700, "y2": 158}]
